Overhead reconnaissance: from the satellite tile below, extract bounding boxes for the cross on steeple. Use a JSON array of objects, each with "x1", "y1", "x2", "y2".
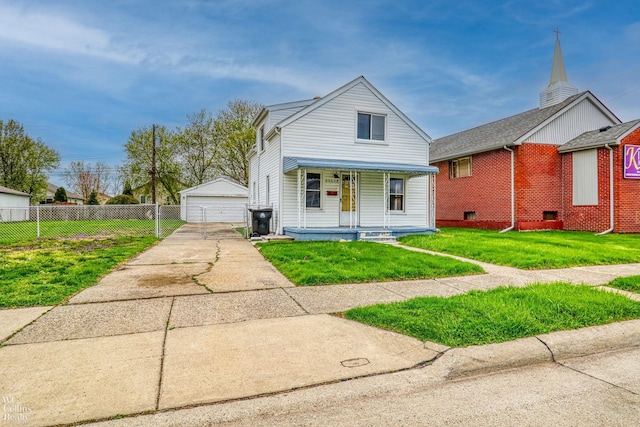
[{"x1": 539, "y1": 29, "x2": 578, "y2": 108}]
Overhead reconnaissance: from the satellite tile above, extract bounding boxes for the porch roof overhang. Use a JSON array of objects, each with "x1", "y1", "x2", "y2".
[{"x1": 283, "y1": 157, "x2": 439, "y2": 176}]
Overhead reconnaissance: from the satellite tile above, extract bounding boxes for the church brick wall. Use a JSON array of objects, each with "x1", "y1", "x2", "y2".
[
  {"x1": 434, "y1": 150, "x2": 512, "y2": 230},
  {"x1": 514, "y1": 144, "x2": 563, "y2": 227},
  {"x1": 561, "y1": 148, "x2": 611, "y2": 232},
  {"x1": 615, "y1": 127, "x2": 640, "y2": 233}
]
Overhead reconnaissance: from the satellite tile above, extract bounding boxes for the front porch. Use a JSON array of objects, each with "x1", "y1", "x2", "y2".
[{"x1": 282, "y1": 226, "x2": 436, "y2": 241}]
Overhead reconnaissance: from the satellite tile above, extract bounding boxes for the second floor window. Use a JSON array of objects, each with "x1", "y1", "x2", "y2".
[{"x1": 357, "y1": 113, "x2": 385, "y2": 141}]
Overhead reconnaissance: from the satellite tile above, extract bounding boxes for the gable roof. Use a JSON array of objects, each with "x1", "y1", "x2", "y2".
[
  {"x1": 558, "y1": 120, "x2": 640, "y2": 153},
  {"x1": 179, "y1": 177, "x2": 248, "y2": 196},
  {"x1": 47, "y1": 182, "x2": 83, "y2": 200},
  {"x1": 265, "y1": 76, "x2": 432, "y2": 143},
  {"x1": 430, "y1": 91, "x2": 619, "y2": 162},
  {"x1": 252, "y1": 99, "x2": 317, "y2": 128},
  {"x1": 0, "y1": 185, "x2": 31, "y2": 197}
]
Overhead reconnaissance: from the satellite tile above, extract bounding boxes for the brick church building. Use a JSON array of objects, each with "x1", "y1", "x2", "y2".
[{"x1": 430, "y1": 35, "x2": 640, "y2": 233}]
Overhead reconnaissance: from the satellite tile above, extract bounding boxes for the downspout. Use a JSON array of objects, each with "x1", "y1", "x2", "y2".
[
  {"x1": 500, "y1": 146, "x2": 515, "y2": 233},
  {"x1": 596, "y1": 144, "x2": 614, "y2": 235},
  {"x1": 275, "y1": 126, "x2": 282, "y2": 235}
]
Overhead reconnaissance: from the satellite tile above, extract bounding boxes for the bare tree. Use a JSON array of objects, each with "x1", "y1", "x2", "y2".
[{"x1": 63, "y1": 161, "x2": 111, "y2": 202}]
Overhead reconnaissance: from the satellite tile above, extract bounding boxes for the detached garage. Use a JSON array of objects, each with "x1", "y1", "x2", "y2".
[
  {"x1": 0, "y1": 185, "x2": 31, "y2": 222},
  {"x1": 179, "y1": 178, "x2": 249, "y2": 223}
]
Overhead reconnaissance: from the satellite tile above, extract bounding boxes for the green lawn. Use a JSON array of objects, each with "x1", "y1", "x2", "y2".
[
  {"x1": 344, "y1": 283, "x2": 640, "y2": 347},
  {"x1": 607, "y1": 276, "x2": 640, "y2": 294},
  {"x1": 256, "y1": 240, "x2": 483, "y2": 285},
  {"x1": 0, "y1": 219, "x2": 184, "y2": 243},
  {"x1": 0, "y1": 236, "x2": 157, "y2": 308},
  {"x1": 399, "y1": 228, "x2": 640, "y2": 269}
]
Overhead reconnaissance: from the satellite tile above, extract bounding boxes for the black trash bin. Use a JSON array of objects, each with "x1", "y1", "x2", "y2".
[{"x1": 250, "y1": 208, "x2": 273, "y2": 236}]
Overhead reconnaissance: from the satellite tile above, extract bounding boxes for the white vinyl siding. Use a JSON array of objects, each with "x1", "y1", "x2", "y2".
[
  {"x1": 282, "y1": 82, "x2": 428, "y2": 164},
  {"x1": 572, "y1": 149, "x2": 599, "y2": 206},
  {"x1": 528, "y1": 99, "x2": 617, "y2": 144}
]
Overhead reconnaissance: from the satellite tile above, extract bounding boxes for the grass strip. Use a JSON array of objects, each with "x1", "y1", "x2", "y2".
[
  {"x1": 399, "y1": 228, "x2": 640, "y2": 269},
  {"x1": 0, "y1": 236, "x2": 157, "y2": 308},
  {"x1": 344, "y1": 283, "x2": 640, "y2": 347},
  {"x1": 607, "y1": 275, "x2": 640, "y2": 294},
  {"x1": 256, "y1": 240, "x2": 483, "y2": 285}
]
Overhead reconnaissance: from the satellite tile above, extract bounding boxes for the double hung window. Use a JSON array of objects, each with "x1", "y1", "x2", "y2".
[{"x1": 306, "y1": 172, "x2": 321, "y2": 208}]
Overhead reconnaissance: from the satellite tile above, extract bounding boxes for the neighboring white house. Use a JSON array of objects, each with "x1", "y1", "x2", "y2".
[
  {"x1": 0, "y1": 185, "x2": 31, "y2": 222},
  {"x1": 248, "y1": 75, "x2": 438, "y2": 240},
  {"x1": 179, "y1": 178, "x2": 249, "y2": 223}
]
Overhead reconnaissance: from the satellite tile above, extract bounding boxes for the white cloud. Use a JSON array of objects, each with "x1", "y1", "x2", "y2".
[{"x1": 0, "y1": 4, "x2": 142, "y2": 63}]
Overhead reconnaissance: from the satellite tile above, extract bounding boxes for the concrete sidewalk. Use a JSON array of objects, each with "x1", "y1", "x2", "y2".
[{"x1": 1, "y1": 223, "x2": 639, "y2": 426}]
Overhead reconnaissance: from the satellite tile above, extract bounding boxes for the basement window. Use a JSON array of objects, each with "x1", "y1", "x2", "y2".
[
  {"x1": 464, "y1": 211, "x2": 476, "y2": 220},
  {"x1": 543, "y1": 211, "x2": 558, "y2": 220},
  {"x1": 450, "y1": 157, "x2": 472, "y2": 178}
]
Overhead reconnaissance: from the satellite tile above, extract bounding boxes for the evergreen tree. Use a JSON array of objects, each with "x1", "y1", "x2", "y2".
[
  {"x1": 87, "y1": 190, "x2": 99, "y2": 205},
  {"x1": 123, "y1": 181, "x2": 133, "y2": 196},
  {"x1": 54, "y1": 186, "x2": 68, "y2": 202}
]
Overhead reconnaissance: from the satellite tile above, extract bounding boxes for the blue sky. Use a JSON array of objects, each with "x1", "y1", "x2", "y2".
[{"x1": 1, "y1": 0, "x2": 639, "y2": 185}]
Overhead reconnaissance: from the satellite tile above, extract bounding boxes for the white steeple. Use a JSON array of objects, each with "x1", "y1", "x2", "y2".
[{"x1": 539, "y1": 30, "x2": 578, "y2": 109}]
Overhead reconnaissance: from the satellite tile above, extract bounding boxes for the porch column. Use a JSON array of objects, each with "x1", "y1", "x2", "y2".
[
  {"x1": 383, "y1": 172, "x2": 390, "y2": 229},
  {"x1": 303, "y1": 168, "x2": 307, "y2": 229},
  {"x1": 297, "y1": 168, "x2": 301, "y2": 228},
  {"x1": 428, "y1": 174, "x2": 436, "y2": 228}
]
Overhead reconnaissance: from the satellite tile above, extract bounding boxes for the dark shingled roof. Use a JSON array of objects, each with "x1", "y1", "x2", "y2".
[
  {"x1": 430, "y1": 92, "x2": 586, "y2": 162},
  {"x1": 558, "y1": 120, "x2": 640, "y2": 153}
]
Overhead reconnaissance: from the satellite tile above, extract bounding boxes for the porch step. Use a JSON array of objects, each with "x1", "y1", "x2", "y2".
[{"x1": 357, "y1": 230, "x2": 397, "y2": 243}]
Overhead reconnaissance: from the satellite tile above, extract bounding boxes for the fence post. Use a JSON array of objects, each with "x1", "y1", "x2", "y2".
[
  {"x1": 155, "y1": 204, "x2": 160, "y2": 238},
  {"x1": 36, "y1": 205, "x2": 40, "y2": 238}
]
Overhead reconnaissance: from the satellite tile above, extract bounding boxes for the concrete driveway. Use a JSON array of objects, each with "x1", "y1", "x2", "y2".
[{"x1": 1, "y1": 223, "x2": 639, "y2": 426}]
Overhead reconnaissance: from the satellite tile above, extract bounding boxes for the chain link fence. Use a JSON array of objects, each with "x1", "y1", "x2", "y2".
[{"x1": 0, "y1": 205, "x2": 184, "y2": 243}]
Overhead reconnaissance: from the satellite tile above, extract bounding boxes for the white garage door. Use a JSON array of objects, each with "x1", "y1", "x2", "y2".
[{"x1": 185, "y1": 196, "x2": 247, "y2": 223}]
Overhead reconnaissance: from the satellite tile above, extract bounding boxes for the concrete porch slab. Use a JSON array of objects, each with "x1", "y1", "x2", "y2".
[
  {"x1": 284, "y1": 283, "x2": 405, "y2": 314},
  {"x1": 169, "y1": 289, "x2": 306, "y2": 328},
  {"x1": 69, "y1": 263, "x2": 211, "y2": 303},
  {"x1": 158, "y1": 314, "x2": 438, "y2": 410},
  {"x1": 5, "y1": 298, "x2": 172, "y2": 345},
  {"x1": 0, "y1": 306, "x2": 51, "y2": 342},
  {"x1": 0, "y1": 331, "x2": 163, "y2": 427}
]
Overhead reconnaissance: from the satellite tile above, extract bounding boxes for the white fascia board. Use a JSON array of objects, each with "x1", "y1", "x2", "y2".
[{"x1": 515, "y1": 92, "x2": 621, "y2": 144}]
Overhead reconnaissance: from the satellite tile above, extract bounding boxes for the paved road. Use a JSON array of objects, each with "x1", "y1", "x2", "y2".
[{"x1": 90, "y1": 346, "x2": 640, "y2": 426}]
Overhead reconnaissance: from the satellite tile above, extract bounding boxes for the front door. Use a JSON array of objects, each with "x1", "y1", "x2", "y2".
[{"x1": 340, "y1": 173, "x2": 358, "y2": 226}]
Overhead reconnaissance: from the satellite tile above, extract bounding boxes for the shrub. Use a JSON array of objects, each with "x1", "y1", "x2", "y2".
[{"x1": 106, "y1": 194, "x2": 140, "y2": 205}]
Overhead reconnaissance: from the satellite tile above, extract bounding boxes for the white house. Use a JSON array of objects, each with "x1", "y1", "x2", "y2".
[
  {"x1": 248, "y1": 76, "x2": 438, "y2": 240},
  {"x1": 179, "y1": 177, "x2": 249, "y2": 223},
  {"x1": 0, "y1": 185, "x2": 31, "y2": 222}
]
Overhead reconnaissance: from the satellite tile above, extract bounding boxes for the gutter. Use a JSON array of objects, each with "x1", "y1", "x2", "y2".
[
  {"x1": 500, "y1": 146, "x2": 515, "y2": 233},
  {"x1": 596, "y1": 144, "x2": 614, "y2": 235}
]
